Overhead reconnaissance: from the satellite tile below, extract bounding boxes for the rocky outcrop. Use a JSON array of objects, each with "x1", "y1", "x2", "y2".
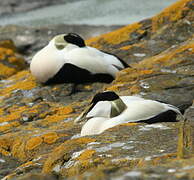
[
  {"x1": 0, "y1": 40, "x2": 26, "y2": 79},
  {"x1": 0, "y1": 0, "x2": 193, "y2": 179},
  {"x1": 0, "y1": 24, "x2": 121, "y2": 62}
]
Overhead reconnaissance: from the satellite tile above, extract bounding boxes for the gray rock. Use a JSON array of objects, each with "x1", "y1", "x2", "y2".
[{"x1": 0, "y1": 24, "x2": 121, "y2": 62}]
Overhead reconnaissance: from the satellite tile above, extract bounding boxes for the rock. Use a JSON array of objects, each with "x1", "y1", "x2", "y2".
[
  {"x1": 0, "y1": 0, "x2": 194, "y2": 179},
  {"x1": 87, "y1": 0, "x2": 194, "y2": 65},
  {"x1": 0, "y1": 40, "x2": 27, "y2": 79},
  {"x1": 0, "y1": 24, "x2": 122, "y2": 62}
]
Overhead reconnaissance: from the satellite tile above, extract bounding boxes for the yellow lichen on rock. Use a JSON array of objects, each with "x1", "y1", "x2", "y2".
[
  {"x1": 100, "y1": 23, "x2": 142, "y2": 45},
  {"x1": 0, "y1": 137, "x2": 12, "y2": 156},
  {"x1": 12, "y1": 138, "x2": 27, "y2": 160},
  {"x1": 65, "y1": 149, "x2": 96, "y2": 177},
  {"x1": 0, "y1": 63, "x2": 16, "y2": 78},
  {"x1": 0, "y1": 70, "x2": 36, "y2": 96},
  {"x1": 0, "y1": 106, "x2": 27, "y2": 123},
  {"x1": 77, "y1": 149, "x2": 96, "y2": 161},
  {"x1": 42, "y1": 137, "x2": 95, "y2": 173},
  {"x1": 25, "y1": 137, "x2": 43, "y2": 151},
  {"x1": 136, "y1": 39, "x2": 194, "y2": 69},
  {"x1": 53, "y1": 106, "x2": 74, "y2": 115},
  {"x1": 38, "y1": 105, "x2": 74, "y2": 126},
  {"x1": 0, "y1": 121, "x2": 20, "y2": 132},
  {"x1": 116, "y1": 68, "x2": 155, "y2": 83},
  {"x1": 42, "y1": 132, "x2": 59, "y2": 144},
  {"x1": 0, "y1": 41, "x2": 26, "y2": 79},
  {"x1": 152, "y1": 0, "x2": 191, "y2": 32},
  {"x1": 86, "y1": 22, "x2": 142, "y2": 47},
  {"x1": 0, "y1": 40, "x2": 16, "y2": 51},
  {"x1": 120, "y1": 122, "x2": 138, "y2": 127}
]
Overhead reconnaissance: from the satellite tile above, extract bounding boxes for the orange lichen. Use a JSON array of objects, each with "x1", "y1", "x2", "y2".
[
  {"x1": 129, "y1": 84, "x2": 141, "y2": 94},
  {"x1": 115, "y1": 69, "x2": 154, "y2": 83},
  {"x1": 0, "y1": 47, "x2": 14, "y2": 56},
  {"x1": 18, "y1": 161, "x2": 35, "y2": 168},
  {"x1": 0, "y1": 108, "x2": 4, "y2": 116},
  {"x1": 106, "y1": 84, "x2": 120, "y2": 91},
  {"x1": 0, "y1": 40, "x2": 16, "y2": 51},
  {"x1": 120, "y1": 43, "x2": 144, "y2": 50},
  {"x1": 120, "y1": 122, "x2": 138, "y2": 127},
  {"x1": 0, "y1": 138, "x2": 12, "y2": 156},
  {"x1": 25, "y1": 137, "x2": 43, "y2": 151},
  {"x1": 11, "y1": 138, "x2": 26, "y2": 160},
  {"x1": 74, "y1": 137, "x2": 95, "y2": 144},
  {"x1": 0, "y1": 121, "x2": 20, "y2": 132},
  {"x1": 0, "y1": 70, "x2": 36, "y2": 96},
  {"x1": 87, "y1": 22, "x2": 142, "y2": 46},
  {"x1": 0, "y1": 147, "x2": 11, "y2": 156},
  {"x1": 8, "y1": 70, "x2": 30, "y2": 81},
  {"x1": 152, "y1": 0, "x2": 191, "y2": 32},
  {"x1": 137, "y1": 39, "x2": 194, "y2": 69},
  {"x1": 0, "y1": 63, "x2": 16, "y2": 77},
  {"x1": 120, "y1": 45, "x2": 133, "y2": 50},
  {"x1": 86, "y1": 0, "x2": 192, "y2": 50},
  {"x1": 0, "y1": 46, "x2": 25, "y2": 78},
  {"x1": 40, "y1": 105, "x2": 74, "y2": 126},
  {"x1": 8, "y1": 56, "x2": 24, "y2": 67},
  {"x1": 55, "y1": 106, "x2": 73, "y2": 115},
  {"x1": 41, "y1": 114, "x2": 71, "y2": 125},
  {"x1": 77, "y1": 149, "x2": 96, "y2": 161},
  {"x1": 0, "y1": 106, "x2": 28, "y2": 123},
  {"x1": 42, "y1": 132, "x2": 59, "y2": 144},
  {"x1": 43, "y1": 137, "x2": 95, "y2": 173}
]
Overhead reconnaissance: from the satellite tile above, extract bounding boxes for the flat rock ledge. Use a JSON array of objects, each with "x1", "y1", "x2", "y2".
[{"x1": 0, "y1": 0, "x2": 193, "y2": 179}]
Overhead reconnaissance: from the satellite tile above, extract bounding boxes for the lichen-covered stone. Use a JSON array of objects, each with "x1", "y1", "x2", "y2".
[
  {"x1": 86, "y1": 0, "x2": 194, "y2": 65},
  {"x1": 0, "y1": 40, "x2": 26, "y2": 79},
  {"x1": 0, "y1": 0, "x2": 194, "y2": 179}
]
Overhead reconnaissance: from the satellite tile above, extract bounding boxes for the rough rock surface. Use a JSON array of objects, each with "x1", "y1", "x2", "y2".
[
  {"x1": 0, "y1": 24, "x2": 121, "y2": 62},
  {"x1": 0, "y1": 40, "x2": 26, "y2": 79},
  {"x1": 0, "y1": 0, "x2": 193, "y2": 179}
]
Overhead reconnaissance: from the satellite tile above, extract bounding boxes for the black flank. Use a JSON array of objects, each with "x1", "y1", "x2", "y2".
[
  {"x1": 45, "y1": 63, "x2": 114, "y2": 85},
  {"x1": 139, "y1": 110, "x2": 178, "y2": 124}
]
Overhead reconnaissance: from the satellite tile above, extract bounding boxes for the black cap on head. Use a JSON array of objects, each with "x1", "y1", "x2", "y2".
[
  {"x1": 91, "y1": 91, "x2": 119, "y2": 105},
  {"x1": 83, "y1": 91, "x2": 119, "y2": 116},
  {"x1": 64, "y1": 33, "x2": 85, "y2": 47}
]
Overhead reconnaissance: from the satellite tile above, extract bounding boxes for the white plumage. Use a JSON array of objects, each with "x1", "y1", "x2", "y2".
[
  {"x1": 75, "y1": 91, "x2": 183, "y2": 136},
  {"x1": 30, "y1": 33, "x2": 128, "y2": 85}
]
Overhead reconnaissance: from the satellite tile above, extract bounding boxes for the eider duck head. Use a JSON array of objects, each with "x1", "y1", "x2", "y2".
[
  {"x1": 75, "y1": 91, "x2": 127, "y2": 123},
  {"x1": 52, "y1": 33, "x2": 86, "y2": 50}
]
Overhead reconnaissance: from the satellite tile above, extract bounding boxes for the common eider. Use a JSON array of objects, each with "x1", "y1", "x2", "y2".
[
  {"x1": 30, "y1": 33, "x2": 129, "y2": 93},
  {"x1": 75, "y1": 91, "x2": 183, "y2": 136}
]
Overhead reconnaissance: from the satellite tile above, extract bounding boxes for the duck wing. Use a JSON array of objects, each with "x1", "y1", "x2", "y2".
[{"x1": 122, "y1": 99, "x2": 182, "y2": 123}]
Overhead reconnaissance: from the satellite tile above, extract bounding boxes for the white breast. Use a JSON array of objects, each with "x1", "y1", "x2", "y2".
[
  {"x1": 80, "y1": 96, "x2": 181, "y2": 136},
  {"x1": 30, "y1": 43, "x2": 66, "y2": 83}
]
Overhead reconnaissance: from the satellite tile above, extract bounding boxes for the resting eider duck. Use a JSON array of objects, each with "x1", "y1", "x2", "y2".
[
  {"x1": 75, "y1": 91, "x2": 183, "y2": 136},
  {"x1": 30, "y1": 33, "x2": 129, "y2": 93}
]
